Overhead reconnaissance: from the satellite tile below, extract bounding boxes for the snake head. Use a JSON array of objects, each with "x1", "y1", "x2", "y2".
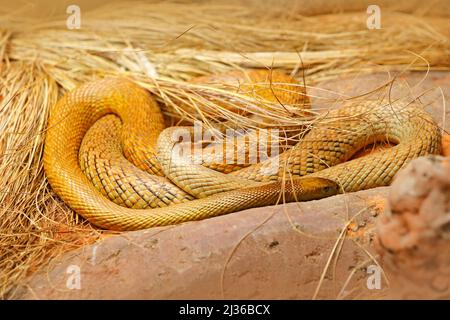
[{"x1": 291, "y1": 177, "x2": 340, "y2": 201}]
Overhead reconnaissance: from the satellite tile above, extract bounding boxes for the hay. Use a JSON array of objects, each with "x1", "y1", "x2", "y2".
[{"x1": 0, "y1": 0, "x2": 449, "y2": 298}]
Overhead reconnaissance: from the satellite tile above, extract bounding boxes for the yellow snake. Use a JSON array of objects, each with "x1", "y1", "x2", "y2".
[{"x1": 43, "y1": 71, "x2": 442, "y2": 230}]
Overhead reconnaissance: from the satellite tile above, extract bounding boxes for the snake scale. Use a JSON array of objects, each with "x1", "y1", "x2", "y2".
[{"x1": 43, "y1": 70, "x2": 442, "y2": 230}]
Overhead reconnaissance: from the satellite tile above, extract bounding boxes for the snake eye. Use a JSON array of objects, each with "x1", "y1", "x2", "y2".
[{"x1": 323, "y1": 186, "x2": 331, "y2": 193}]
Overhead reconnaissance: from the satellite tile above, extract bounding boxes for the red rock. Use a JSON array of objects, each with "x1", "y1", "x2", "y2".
[
  {"x1": 16, "y1": 188, "x2": 389, "y2": 299},
  {"x1": 376, "y1": 156, "x2": 450, "y2": 299}
]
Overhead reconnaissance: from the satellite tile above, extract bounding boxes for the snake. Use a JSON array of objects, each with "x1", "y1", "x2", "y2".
[{"x1": 43, "y1": 70, "x2": 442, "y2": 231}]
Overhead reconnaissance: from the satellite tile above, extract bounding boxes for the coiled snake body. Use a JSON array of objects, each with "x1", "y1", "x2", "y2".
[{"x1": 43, "y1": 72, "x2": 442, "y2": 230}]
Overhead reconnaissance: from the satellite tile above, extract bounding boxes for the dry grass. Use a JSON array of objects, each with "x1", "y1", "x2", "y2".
[{"x1": 0, "y1": 0, "x2": 449, "y2": 298}]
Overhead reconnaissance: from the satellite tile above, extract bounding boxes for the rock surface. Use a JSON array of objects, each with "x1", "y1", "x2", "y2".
[
  {"x1": 376, "y1": 156, "x2": 450, "y2": 299},
  {"x1": 17, "y1": 188, "x2": 388, "y2": 299},
  {"x1": 311, "y1": 71, "x2": 450, "y2": 132}
]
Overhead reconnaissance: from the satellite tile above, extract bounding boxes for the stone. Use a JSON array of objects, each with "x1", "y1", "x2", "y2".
[
  {"x1": 376, "y1": 156, "x2": 450, "y2": 299},
  {"x1": 16, "y1": 188, "x2": 389, "y2": 299}
]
